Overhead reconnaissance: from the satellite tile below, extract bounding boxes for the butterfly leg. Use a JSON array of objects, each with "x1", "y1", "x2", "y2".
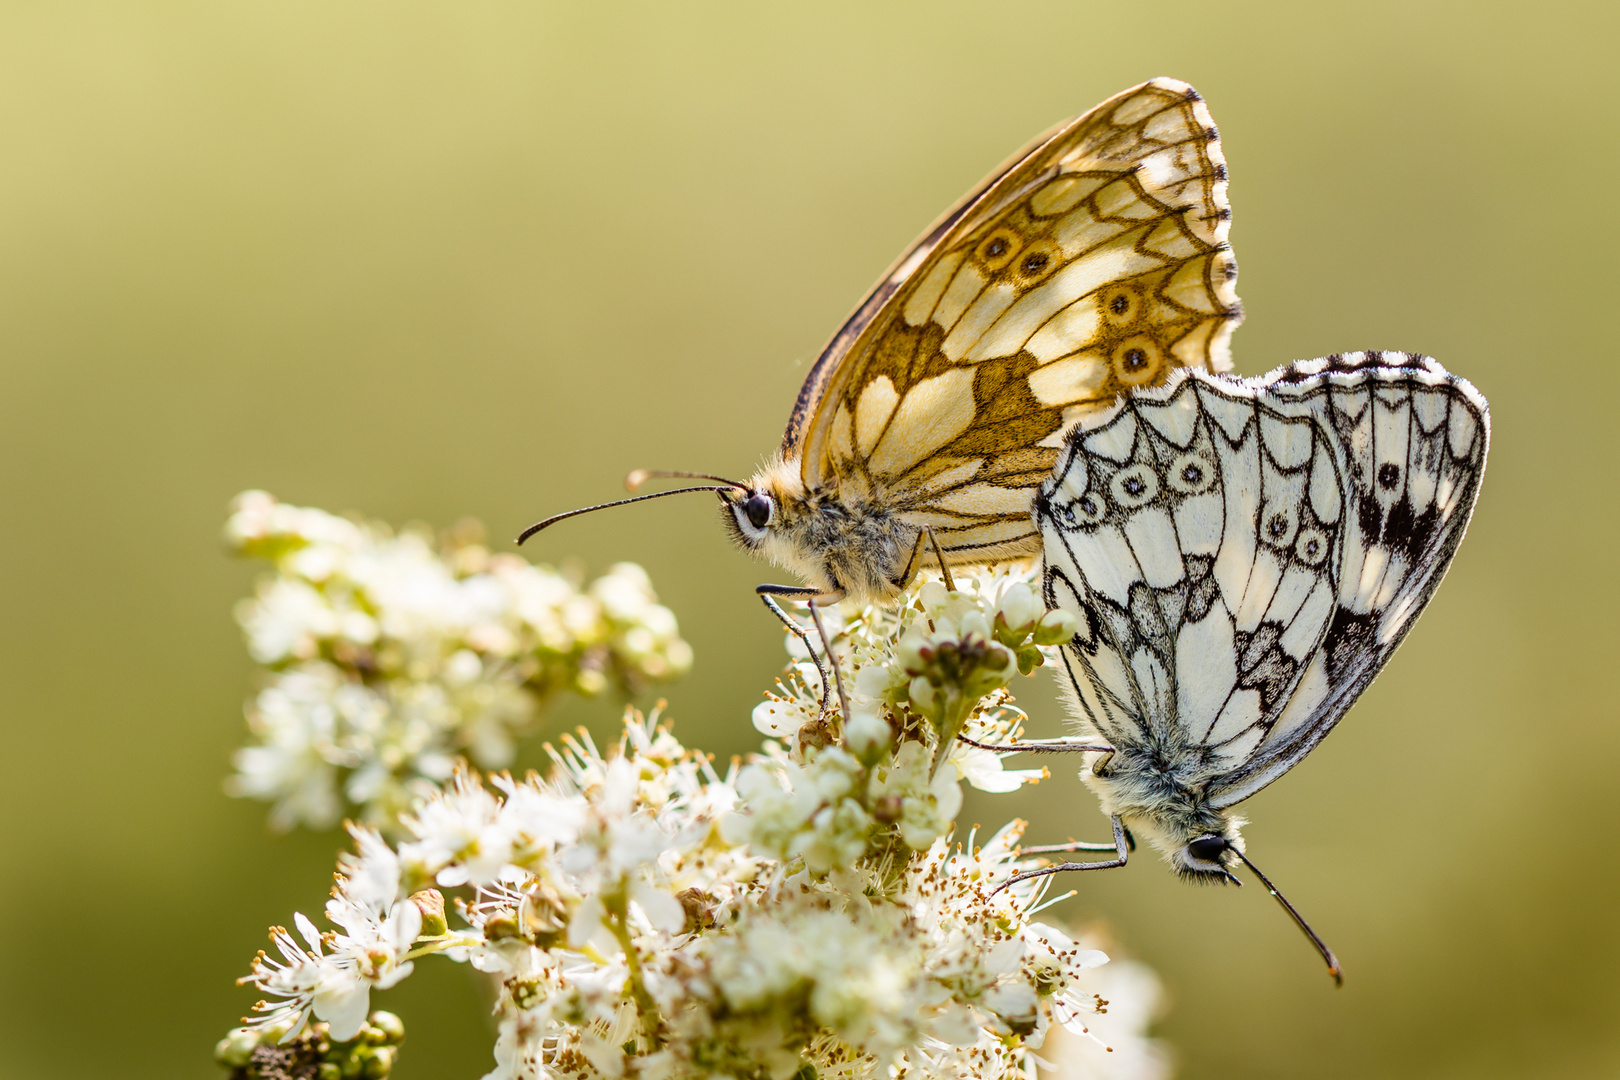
[
  {"x1": 757, "y1": 591, "x2": 831, "y2": 712},
  {"x1": 756, "y1": 584, "x2": 851, "y2": 723},
  {"x1": 989, "y1": 816, "x2": 1130, "y2": 896},
  {"x1": 923, "y1": 527, "x2": 956, "y2": 592},
  {"x1": 896, "y1": 528, "x2": 958, "y2": 593},
  {"x1": 806, "y1": 600, "x2": 853, "y2": 723}
]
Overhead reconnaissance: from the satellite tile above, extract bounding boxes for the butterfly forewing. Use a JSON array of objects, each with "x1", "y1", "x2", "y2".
[
  {"x1": 1037, "y1": 352, "x2": 1488, "y2": 804},
  {"x1": 792, "y1": 77, "x2": 1242, "y2": 564}
]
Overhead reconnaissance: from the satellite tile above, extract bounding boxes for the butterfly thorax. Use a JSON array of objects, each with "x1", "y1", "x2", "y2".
[{"x1": 726, "y1": 457, "x2": 921, "y2": 603}]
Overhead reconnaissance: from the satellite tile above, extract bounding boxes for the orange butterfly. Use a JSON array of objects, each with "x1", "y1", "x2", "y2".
[{"x1": 525, "y1": 78, "x2": 1241, "y2": 697}]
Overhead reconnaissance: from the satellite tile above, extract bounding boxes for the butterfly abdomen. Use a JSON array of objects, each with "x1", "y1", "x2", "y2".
[{"x1": 1085, "y1": 741, "x2": 1244, "y2": 877}]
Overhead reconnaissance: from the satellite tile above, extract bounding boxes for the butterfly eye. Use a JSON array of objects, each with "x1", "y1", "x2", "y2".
[
  {"x1": 742, "y1": 493, "x2": 775, "y2": 530},
  {"x1": 1187, "y1": 836, "x2": 1228, "y2": 863},
  {"x1": 1108, "y1": 464, "x2": 1159, "y2": 509},
  {"x1": 1166, "y1": 452, "x2": 1215, "y2": 495}
]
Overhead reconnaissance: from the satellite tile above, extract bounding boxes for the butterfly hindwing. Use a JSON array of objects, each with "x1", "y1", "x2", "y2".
[
  {"x1": 1206, "y1": 352, "x2": 1490, "y2": 805},
  {"x1": 1037, "y1": 352, "x2": 1488, "y2": 804},
  {"x1": 791, "y1": 78, "x2": 1242, "y2": 564},
  {"x1": 1038, "y1": 372, "x2": 1342, "y2": 766}
]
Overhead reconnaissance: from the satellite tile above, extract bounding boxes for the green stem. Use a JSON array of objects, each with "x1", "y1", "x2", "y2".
[
  {"x1": 605, "y1": 889, "x2": 663, "y2": 1051},
  {"x1": 929, "y1": 690, "x2": 973, "y2": 778},
  {"x1": 401, "y1": 934, "x2": 482, "y2": 962}
]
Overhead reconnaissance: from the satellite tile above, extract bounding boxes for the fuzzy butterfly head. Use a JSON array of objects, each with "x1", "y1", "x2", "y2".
[
  {"x1": 719, "y1": 456, "x2": 921, "y2": 603},
  {"x1": 716, "y1": 458, "x2": 807, "y2": 576}
]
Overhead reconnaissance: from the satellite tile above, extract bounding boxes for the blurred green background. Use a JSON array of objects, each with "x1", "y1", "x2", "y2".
[{"x1": 1, "y1": 2, "x2": 1615, "y2": 1077}]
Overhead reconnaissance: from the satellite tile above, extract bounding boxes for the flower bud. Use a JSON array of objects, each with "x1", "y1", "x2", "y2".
[
  {"x1": 894, "y1": 633, "x2": 931, "y2": 673},
  {"x1": 959, "y1": 609, "x2": 992, "y2": 641},
  {"x1": 214, "y1": 1027, "x2": 260, "y2": 1068},
  {"x1": 996, "y1": 582, "x2": 1041, "y2": 635},
  {"x1": 259, "y1": 1021, "x2": 293, "y2": 1044},
  {"x1": 1033, "y1": 607, "x2": 1080, "y2": 645},
  {"x1": 361, "y1": 1045, "x2": 397, "y2": 1078},
  {"x1": 366, "y1": 1012, "x2": 405, "y2": 1046},
  {"x1": 410, "y1": 889, "x2": 447, "y2": 937},
  {"x1": 845, "y1": 710, "x2": 892, "y2": 760}
]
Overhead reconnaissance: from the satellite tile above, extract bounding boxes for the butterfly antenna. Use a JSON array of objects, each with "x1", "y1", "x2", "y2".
[
  {"x1": 1230, "y1": 846, "x2": 1343, "y2": 986},
  {"x1": 625, "y1": 469, "x2": 749, "y2": 491},
  {"x1": 516, "y1": 486, "x2": 738, "y2": 545}
]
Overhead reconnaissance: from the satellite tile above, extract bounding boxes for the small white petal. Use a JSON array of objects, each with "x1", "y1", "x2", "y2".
[
  {"x1": 294, "y1": 913, "x2": 324, "y2": 954},
  {"x1": 630, "y1": 879, "x2": 687, "y2": 934},
  {"x1": 315, "y1": 978, "x2": 371, "y2": 1042}
]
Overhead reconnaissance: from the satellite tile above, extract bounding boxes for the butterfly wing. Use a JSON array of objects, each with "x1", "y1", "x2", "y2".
[
  {"x1": 1037, "y1": 352, "x2": 1488, "y2": 802},
  {"x1": 790, "y1": 78, "x2": 1241, "y2": 563},
  {"x1": 1205, "y1": 352, "x2": 1490, "y2": 806}
]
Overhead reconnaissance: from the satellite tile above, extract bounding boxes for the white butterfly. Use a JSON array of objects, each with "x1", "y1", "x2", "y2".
[{"x1": 983, "y1": 350, "x2": 1489, "y2": 981}]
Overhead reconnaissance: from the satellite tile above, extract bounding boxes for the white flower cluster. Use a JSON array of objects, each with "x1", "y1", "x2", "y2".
[
  {"x1": 752, "y1": 568, "x2": 1074, "y2": 791},
  {"x1": 224, "y1": 491, "x2": 693, "y2": 832},
  {"x1": 234, "y1": 566, "x2": 1169, "y2": 1080}
]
